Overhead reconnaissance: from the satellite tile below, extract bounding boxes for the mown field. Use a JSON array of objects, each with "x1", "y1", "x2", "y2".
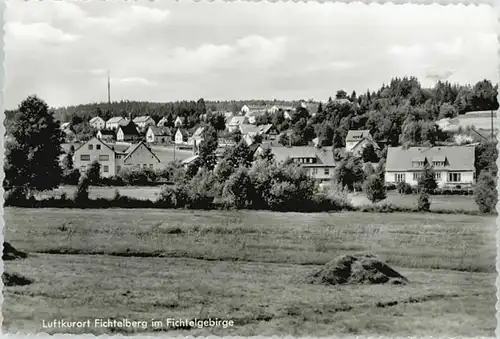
[
  {"x1": 349, "y1": 192, "x2": 479, "y2": 212},
  {"x1": 3, "y1": 208, "x2": 496, "y2": 336}
]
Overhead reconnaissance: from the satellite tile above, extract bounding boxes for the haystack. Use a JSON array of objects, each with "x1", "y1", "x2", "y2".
[
  {"x1": 2, "y1": 272, "x2": 33, "y2": 287},
  {"x1": 3, "y1": 242, "x2": 27, "y2": 261},
  {"x1": 306, "y1": 254, "x2": 408, "y2": 285}
]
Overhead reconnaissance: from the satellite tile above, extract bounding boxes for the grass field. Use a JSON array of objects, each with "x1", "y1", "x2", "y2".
[
  {"x1": 3, "y1": 208, "x2": 496, "y2": 336},
  {"x1": 37, "y1": 185, "x2": 163, "y2": 201},
  {"x1": 349, "y1": 192, "x2": 479, "y2": 212}
]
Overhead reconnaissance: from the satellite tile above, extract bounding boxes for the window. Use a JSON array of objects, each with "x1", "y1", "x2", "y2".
[
  {"x1": 149, "y1": 164, "x2": 153, "y2": 169},
  {"x1": 448, "y1": 172, "x2": 461, "y2": 183},
  {"x1": 143, "y1": 164, "x2": 147, "y2": 168},
  {"x1": 80, "y1": 154, "x2": 90, "y2": 161},
  {"x1": 312, "y1": 168, "x2": 318, "y2": 175},
  {"x1": 79, "y1": 166, "x2": 86, "y2": 172},
  {"x1": 395, "y1": 173, "x2": 405, "y2": 182},
  {"x1": 117, "y1": 166, "x2": 121, "y2": 173},
  {"x1": 88, "y1": 144, "x2": 93, "y2": 150},
  {"x1": 96, "y1": 144, "x2": 101, "y2": 150},
  {"x1": 432, "y1": 161, "x2": 444, "y2": 167},
  {"x1": 103, "y1": 165, "x2": 109, "y2": 173},
  {"x1": 99, "y1": 155, "x2": 109, "y2": 161},
  {"x1": 412, "y1": 161, "x2": 425, "y2": 168},
  {"x1": 413, "y1": 173, "x2": 422, "y2": 181},
  {"x1": 433, "y1": 172, "x2": 441, "y2": 180},
  {"x1": 324, "y1": 168, "x2": 330, "y2": 176}
]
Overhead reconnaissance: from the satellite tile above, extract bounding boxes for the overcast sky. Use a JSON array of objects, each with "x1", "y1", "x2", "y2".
[{"x1": 4, "y1": 1, "x2": 498, "y2": 109}]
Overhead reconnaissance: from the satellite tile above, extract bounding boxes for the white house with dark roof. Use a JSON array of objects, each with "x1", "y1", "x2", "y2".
[
  {"x1": 117, "y1": 121, "x2": 141, "y2": 142},
  {"x1": 133, "y1": 116, "x2": 156, "y2": 130},
  {"x1": 345, "y1": 130, "x2": 379, "y2": 156},
  {"x1": 255, "y1": 145, "x2": 336, "y2": 181},
  {"x1": 385, "y1": 146, "x2": 475, "y2": 188},
  {"x1": 96, "y1": 129, "x2": 115, "y2": 142},
  {"x1": 89, "y1": 116, "x2": 106, "y2": 130},
  {"x1": 175, "y1": 128, "x2": 189, "y2": 145},
  {"x1": 106, "y1": 116, "x2": 128, "y2": 130}
]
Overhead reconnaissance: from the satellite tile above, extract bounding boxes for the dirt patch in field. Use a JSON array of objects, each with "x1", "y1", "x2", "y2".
[
  {"x1": 305, "y1": 254, "x2": 408, "y2": 285},
  {"x1": 2, "y1": 272, "x2": 33, "y2": 287},
  {"x1": 3, "y1": 242, "x2": 27, "y2": 261}
]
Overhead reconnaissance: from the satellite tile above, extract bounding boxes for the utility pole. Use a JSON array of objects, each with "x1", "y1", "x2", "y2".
[{"x1": 107, "y1": 70, "x2": 111, "y2": 117}]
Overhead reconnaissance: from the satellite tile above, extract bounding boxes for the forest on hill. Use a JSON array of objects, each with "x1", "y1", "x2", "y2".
[{"x1": 5, "y1": 77, "x2": 498, "y2": 149}]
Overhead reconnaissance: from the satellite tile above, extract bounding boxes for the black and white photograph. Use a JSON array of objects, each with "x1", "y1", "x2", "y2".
[{"x1": 2, "y1": 0, "x2": 498, "y2": 336}]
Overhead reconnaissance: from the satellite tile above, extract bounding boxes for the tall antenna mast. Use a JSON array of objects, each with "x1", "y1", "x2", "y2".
[{"x1": 108, "y1": 71, "x2": 111, "y2": 108}]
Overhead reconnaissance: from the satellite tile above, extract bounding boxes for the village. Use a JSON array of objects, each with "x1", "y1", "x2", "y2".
[{"x1": 59, "y1": 101, "x2": 493, "y2": 194}]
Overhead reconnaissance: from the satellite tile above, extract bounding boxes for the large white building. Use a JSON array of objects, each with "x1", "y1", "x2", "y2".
[{"x1": 385, "y1": 146, "x2": 475, "y2": 188}]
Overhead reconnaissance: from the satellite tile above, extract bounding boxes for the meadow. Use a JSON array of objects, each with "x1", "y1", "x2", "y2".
[
  {"x1": 37, "y1": 186, "x2": 480, "y2": 213},
  {"x1": 3, "y1": 208, "x2": 496, "y2": 336}
]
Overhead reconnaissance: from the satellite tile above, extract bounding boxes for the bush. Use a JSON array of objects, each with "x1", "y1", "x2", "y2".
[
  {"x1": 74, "y1": 176, "x2": 90, "y2": 205},
  {"x1": 363, "y1": 175, "x2": 387, "y2": 203},
  {"x1": 120, "y1": 168, "x2": 158, "y2": 186},
  {"x1": 62, "y1": 169, "x2": 81, "y2": 185},
  {"x1": 158, "y1": 185, "x2": 188, "y2": 208},
  {"x1": 417, "y1": 192, "x2": 431, "y2": 212},
  {"x1": 417, "y1": 165, "x2": 437, "y2": 194},
  {"x1": 4, "y1": 187, "x2": 28, "y2": 206},
  {"x1": 86, "y1": 161, "x2": 101, "y2": 185},
  {"x1": 221, "y1": 168, "x2": 253, "y2": 209},
  {"x1": 397, "y1": 182, "x2": 413, "y2": 194},
  {"x1": 474, "y1": 171, "x2": 498, "y2": 213},
  {"x1": 385, "y1": 183, "x2": 397, "y2": 191},
  {"x1": 359, "y1": 203, "x2": 405, "y2": 213}
]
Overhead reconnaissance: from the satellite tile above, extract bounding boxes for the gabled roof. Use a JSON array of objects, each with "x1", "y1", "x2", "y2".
[
  {"x1": 464, "y1": 110, "x2": 497, "y2": 117},
  {"x1": 60, "y1": 122, "x2": 70, "y2": 130},
  {"x1": 122, "y1": 141, "x2": 161, "y2": 163},
  {"x1": 346, "y1": 130, "x2": 371, "y2": 142},
  {"x1": 74, "y1": 137, "x2": 114, "y2": 153},
  {"x1": 259, "y1": 124, "x2": 275, "y2": 134},
  {"x1": 239, "y1": 124, "x2": 261, "y2": 135},
  {"x1": 107, "y1": 116, "x2": 126, "y2": 124},
  {"x1": 182, "y1": 155, "x2": 199, "y2": 165},
  {"x1": 148, "y1": 126, "x2": 171, "y2": 136},
  {"x1": 192, "y1": 127, "x2": 205, "y2": 138},
  {"x1": 263, "y1": 146, "x2": 335, "y2": 165},
  {"x1": 98, "y1": 129, "x2": 115, "y2": 136},
  {"x1": 119, "y1": 122, "x2": 140, "y2": 136},
  {"x1": 228, "y1": 116, "x2": 247, "y2": 126},
  {"x1": 133, "y1": 115, "x2": 154, "y2": 123},
  {"x1": 386, "y1": 146, "x2": 475, "y2": 172},
  {"x1": 176, "y1": 128, "x2": 189, "y2": 137},
  {"x1": 89, "y1": 116, "x2": 104, "y2": 123}
]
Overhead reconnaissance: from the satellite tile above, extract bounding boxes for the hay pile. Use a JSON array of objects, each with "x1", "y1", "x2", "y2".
[
  {"x1": 2, "y1": 272, "x2": 33, "y2": 287},
  {"x1": 2, "y1": 242, "x2": 32, "y2": 287},
  {"x1": 306, "y1": 254, "x2": 408, "y2": 285},
  {"x1": 3, "y1": 241, "x2": 28, "y2": 261}
]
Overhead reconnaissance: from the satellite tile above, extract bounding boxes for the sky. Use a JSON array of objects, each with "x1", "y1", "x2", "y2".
[{"x1": 4, "y1": 1, "x2": 499, "y2": 109}]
